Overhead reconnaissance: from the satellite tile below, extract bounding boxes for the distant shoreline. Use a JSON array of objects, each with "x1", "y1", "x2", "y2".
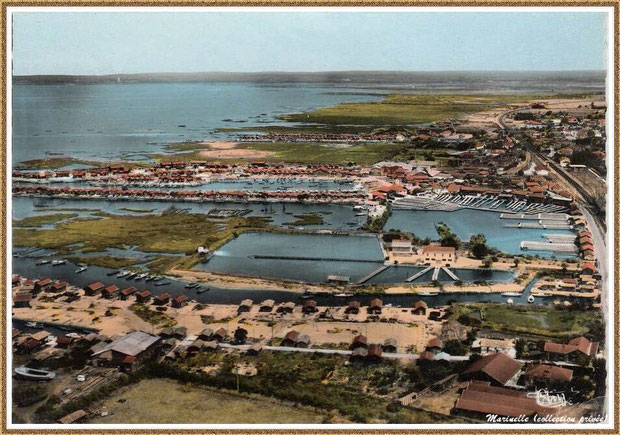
[{"x1": 12, "y1": 70, "x2": 607, "y2": 85}]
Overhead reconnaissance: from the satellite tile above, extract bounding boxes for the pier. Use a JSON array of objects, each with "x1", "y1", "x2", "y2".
[
  {"x1": 250, "y1": 255, "x2": 383, "y2": 263},
  {"x1": 356, "y1": 265, "x2": 390, "y2": 284},
  {"x1": 405, "y1": 266, "x2": 433, "y2": 282},
  {"x1": 431, "y1": 267, "x2": 440, "y2": 281},
  {"x1": 520, "y1": 241, "x2": 578, "y2": 253},
  {"x1": 441, "y1": 267, "x2": 459, "y2": 281},
  {"x1": 503, "y1": 222, "x2": 572, "y2": 230}
]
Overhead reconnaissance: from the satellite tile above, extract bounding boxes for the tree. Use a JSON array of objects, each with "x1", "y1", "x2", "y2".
[
  {"x1": 469, "y1": 234, "x2": 489, "y2": 259},
  {"x1": 515, "y1": 339, "x2": 527, "y2": 358},
  {"x1": 443, "y1": 339, "x2": 468, "y2": 356}
]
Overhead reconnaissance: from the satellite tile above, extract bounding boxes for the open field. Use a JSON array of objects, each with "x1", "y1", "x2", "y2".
[
  {"x1": 280, "y1": 94, "x2": 529, "y2": 126},
  {"x1": 240, "y1": 141, "x2": 410, "y2": 165},
  {"x1": 13, "y1": 213, "x2": 272, "y2": 255},
  {"x1": 450, "y1": 303, "x2": 601, "y2": 338},
  {"x1": 88, "y1": 379, "x2": 327, "y2": 424},
  {"x1": 281, "y1": 93, "x2": 601, "y2": 126},
  {"x1": 153, "y1": 141, "x2": 410, "y2": 165}
]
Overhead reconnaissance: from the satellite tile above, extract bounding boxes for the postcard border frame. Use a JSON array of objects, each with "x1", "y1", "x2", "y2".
[{"x1": 0, "y1": 2, "x2": 618, "y2": 433}]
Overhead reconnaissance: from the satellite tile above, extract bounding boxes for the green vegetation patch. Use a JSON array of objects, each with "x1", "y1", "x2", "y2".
[
  {"x1": 66, "y1": 256, "x2": 142, "y2": 269},
  {"x1": 13, "y1": 213, "x2": 78, "y2": 227},
  {"x1": 88, "y1": 378, "x2": 326, "y2": 424},
  {"x1": 284, "y1": 213, "x2": 325, "y2": 226},
  {"x1": 130, "y1": 304, "x2": 177, "y2": 327},
  {"x1": 15, "y1": 157, "x2": 103, "y2": 170},
  {"x1": 240, "y1": 141, "x2": 409, "y2": 165},
  {"x1": 451, "y1": 303, "x2": 601, "y2": 338},
  {"x1": 13, "y1": 213, "x2": 272, "y2": 255},
  {"x1": 280, "y1": 94, "x2": 526, "y2": 126}
]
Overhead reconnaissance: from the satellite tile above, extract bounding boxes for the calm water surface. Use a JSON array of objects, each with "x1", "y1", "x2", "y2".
[
  {"x1": 385, "y1": 209, "x2": 577, "y2": 257},
  {"x1": 12, "y1": 82, "x2": 383, "y2": 164}
]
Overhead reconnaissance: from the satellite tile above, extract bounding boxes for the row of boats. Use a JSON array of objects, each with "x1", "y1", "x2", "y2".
[
  {"x1": 107, "y1": 270, "x2": 209, "y2": 292},
  {"x1": 432, "y1": 193, "x2": 568, "y2": 214},
  {"x1": 108, "y1": 269, "x2": 171, "y2": 286},
  {"x1": 35, "y1": 259, "x2": 67, "y2": 266}
]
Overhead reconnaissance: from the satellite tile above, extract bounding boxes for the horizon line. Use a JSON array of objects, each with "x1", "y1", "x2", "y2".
[{"x1": 13, "y1": 69, "x2": 606, "y2": 78}]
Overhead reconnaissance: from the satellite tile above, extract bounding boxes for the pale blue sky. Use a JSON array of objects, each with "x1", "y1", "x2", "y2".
[{"x1": 12, "y1": 11, "x2": 607, "y2": 75}]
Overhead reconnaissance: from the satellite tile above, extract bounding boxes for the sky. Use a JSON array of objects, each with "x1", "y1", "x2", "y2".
[{"x1": 11, "y1": 10, "x2": 608, "y2": 75}]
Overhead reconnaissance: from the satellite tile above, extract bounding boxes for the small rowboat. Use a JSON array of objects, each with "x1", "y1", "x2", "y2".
[{"x1": 15, "y1": 366, "x2": 56, "y2": 381}]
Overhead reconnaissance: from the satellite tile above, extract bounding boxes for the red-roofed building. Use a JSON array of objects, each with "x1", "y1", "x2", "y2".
[
  {"x1": 460, "y1": 352, "x2": 522, "y2": 387},
  {"x1": 524, "y1": 364, "x2": 573, "y2": 388},
  {"x1": 101, "y1": 284, "x2": 120, "y2": 299},
  {"x1": 422, "y1": 245, "x2": 457, "y2": 266},
  {"x1": 544, "y1": 336, "x2": 598, "y2": 362},
  {"x1": 453, "y1": 381, "x2": 556, "y2": 420},
  {"x1": 84, "y1": 281, "x2": 104, "y2": 296}
]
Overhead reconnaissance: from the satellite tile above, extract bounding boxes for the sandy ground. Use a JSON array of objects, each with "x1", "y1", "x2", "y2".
[
  {"x1": 390, "y1": 252, "x2": 516, "y2": 270},
  {"x1": 198, "y1": 141, "x2": 274, "y2": 160},
  {"x1": 13, "y1": 284, "x2": 442, "y2": 351},
  {"x1": 169, "y1": 268, "x2": 318, "y2": 293}
]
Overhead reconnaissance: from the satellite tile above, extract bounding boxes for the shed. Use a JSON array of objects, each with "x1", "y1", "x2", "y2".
[
  {"x1": 302, "y1": 299, "x2": 318, "y2": 313},
  {"x1": 259, "y1": 299, "x2": 275, "y2": 312},
  {"x1": 84, "y1": 281, "x2": 104, "y2": 296},
  {"x1": 352, "y1": 334, "x2": 368, "y2": 349},
  {"x1": 368, "y1": 298, "x2": 383, "y2": 314},
  {"x1": 281, "y1": 330, "x2": 299, "y2": 347},
  {"x1": 171, "y1": 295, "x2": 189, "y2": 308},
  {"x1": 238, "y1": 299, "x2": 253, "y2": 312},
  {"x1": 412, "y1": 300, "x2": 428, "y2": 315},
  {"x1": 345, "y1": 300, "x2": 361, "y2": 314}
]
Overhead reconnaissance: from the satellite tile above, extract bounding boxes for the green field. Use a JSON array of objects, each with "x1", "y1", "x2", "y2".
[
  {"x1": 451, "y1": 303, "x2": 602, "y2": 338},
  {"x1": 241, "y1": 141, "x2": 409, "y2": 165},
  {"x1": 13, "y1": 213, "x2": 272, "y2": 255},
  {"x1": 88, "y1": 379, "x2": 326, "y2": 424},
  {"x1": 13, "y1": 213, "x2": 78, "y2": 227},
  {"x1": 280, "y1": 94, "x2": 521, "y2": 126}
]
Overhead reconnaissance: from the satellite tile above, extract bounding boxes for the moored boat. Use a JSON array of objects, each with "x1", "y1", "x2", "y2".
[{"x1": 15, "y1": 366, "x2": 56, "y2": 381}]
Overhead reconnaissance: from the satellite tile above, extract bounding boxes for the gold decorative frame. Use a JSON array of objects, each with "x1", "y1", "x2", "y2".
[{"x1": 0, "y1": 2, "x2": 617, "y2": 433}]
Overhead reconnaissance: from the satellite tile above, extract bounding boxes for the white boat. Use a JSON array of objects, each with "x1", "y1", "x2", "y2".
[
  {"x1": 134, "y1": 273, "x2": 147, "y2": 281},
  {"x1": 506, "y1": 298, "x2": 514, "y2": 304},
  {"x1": 25, "y1": 321, "x2": 41, "y2": 328},
  {"x1": 117, "y1": 270, "x2": 130, "y2": 278},
  {"x1": 334, "y1": 293, "x2": 352, "y2": 298},
  {"x1": 36, "y1": 259, "x2": 51, "y2": 265},
  {"x1": 51, "y1": 259, "x2": 67, "y2": 266},
  {"x1": 15, "y1": 366, "x2": 56, "y2": 381},
  {"x1": 501, "y1": 292, "x2": 521, "y2": 297},
  {"x1": 527, "y1": 295, "x2": 535, "y2": 303},
  {"x1": 417, "y1": 292, "x2": 436, "y2": 296},
  {"x1": 76, "y1": 266, "x2": 88, "y2": 273}
]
